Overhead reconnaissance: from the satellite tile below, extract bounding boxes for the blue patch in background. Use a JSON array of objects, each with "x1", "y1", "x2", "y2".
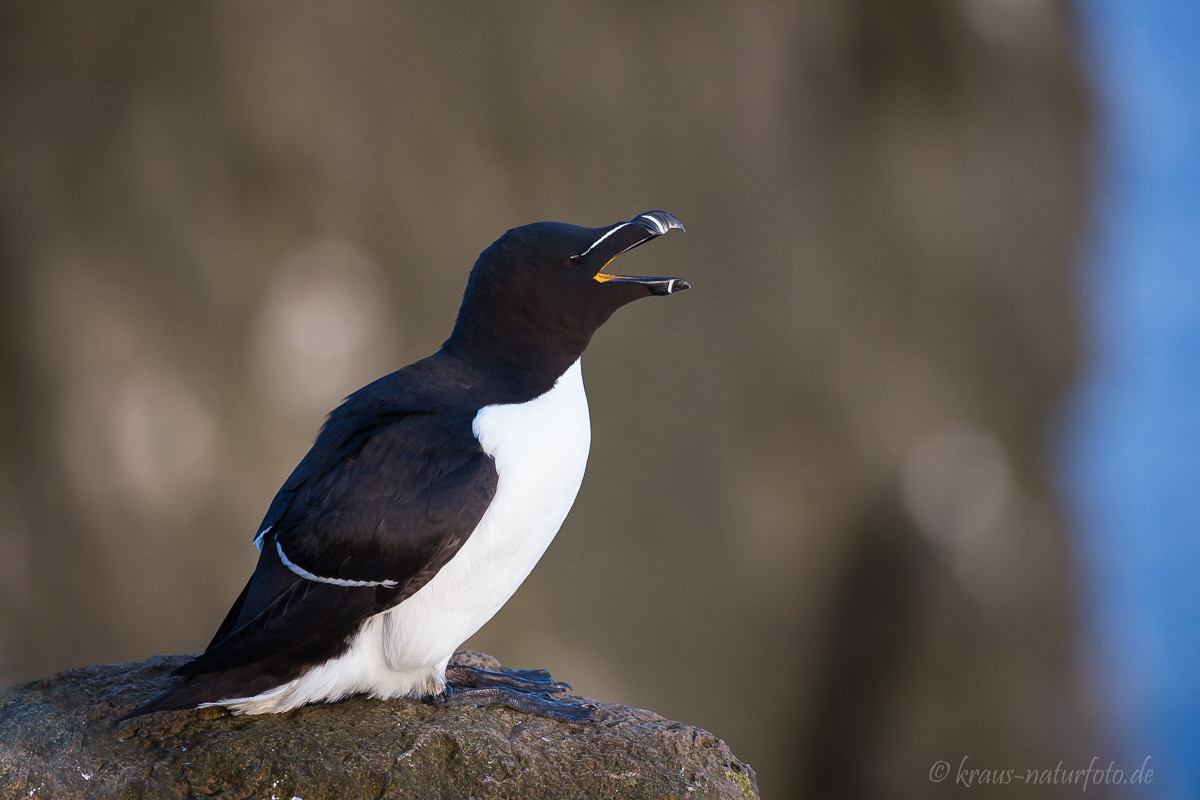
[{"x1": 1066, "y1": 2, "x2": 1200, "y2": 798}]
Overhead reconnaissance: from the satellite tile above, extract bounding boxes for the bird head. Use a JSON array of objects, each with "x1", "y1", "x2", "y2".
[{"x1": 445, "y1": 211, "x2": 687, "y2": 383}]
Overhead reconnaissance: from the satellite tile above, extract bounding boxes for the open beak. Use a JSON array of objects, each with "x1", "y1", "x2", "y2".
[{"x1": 574, "y1": 210, "x2": 689, "y2": 295}]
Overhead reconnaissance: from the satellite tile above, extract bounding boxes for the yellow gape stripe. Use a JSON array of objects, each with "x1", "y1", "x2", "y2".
[{"x1": 593, "y1": 257, "x2": 631, "y2": 283}]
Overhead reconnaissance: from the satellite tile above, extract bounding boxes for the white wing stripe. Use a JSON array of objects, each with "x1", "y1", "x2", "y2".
[
  {"x1": 253, "y1": 525, "x2": 271, "y2": 551},
  {"x1": 276, "y1": 540, "x2": 398, "y2": 588}
]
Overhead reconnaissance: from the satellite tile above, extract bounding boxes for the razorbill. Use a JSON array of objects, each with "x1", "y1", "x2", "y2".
[{"x1": 120, "y1": 210, "x2": 687, "y2": 722}]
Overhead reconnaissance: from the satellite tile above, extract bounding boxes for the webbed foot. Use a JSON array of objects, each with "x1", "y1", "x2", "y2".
[
  {"x1": 431, "y1": 664, "x2": 594, "y2": 722},
  {"x1": 444, "y1": 663, "x2": 571, "y2": 693}
]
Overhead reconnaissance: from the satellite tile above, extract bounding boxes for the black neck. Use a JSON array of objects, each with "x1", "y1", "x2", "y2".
[{"x1": 442, "y1": 294, "x2": 590, "y2": 402}]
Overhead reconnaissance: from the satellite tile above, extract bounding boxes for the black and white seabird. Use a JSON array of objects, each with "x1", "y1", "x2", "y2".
[{"x1": 121, "y1": 210, "x2": 687, "y2": 722}]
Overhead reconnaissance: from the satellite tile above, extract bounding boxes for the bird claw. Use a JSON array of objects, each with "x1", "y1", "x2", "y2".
[
  {"x1": 444, "y1": 663, "x2": 571, "y2": 694},
  {"x1": 429, "y1": 684, "x2": 595, "y2": 722}
]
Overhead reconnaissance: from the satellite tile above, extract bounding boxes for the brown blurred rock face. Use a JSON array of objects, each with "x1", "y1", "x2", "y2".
[{"x1": 0, "y1": 2, "x2": 1097, "y2": 797}]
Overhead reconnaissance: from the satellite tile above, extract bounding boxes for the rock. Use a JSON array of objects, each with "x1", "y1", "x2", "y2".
[{"x1": 0, "y1": 652, "x2": 758, "y2": 800}]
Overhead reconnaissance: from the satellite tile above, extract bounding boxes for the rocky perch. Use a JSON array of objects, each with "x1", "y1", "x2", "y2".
[{"x1": 0, "y1": 651, "x2": 757, "y2": 799}]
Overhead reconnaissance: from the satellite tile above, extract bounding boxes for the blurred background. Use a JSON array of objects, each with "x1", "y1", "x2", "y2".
[{"x1": 0, "y1": 2, "x2": 1195, "y2": 798}]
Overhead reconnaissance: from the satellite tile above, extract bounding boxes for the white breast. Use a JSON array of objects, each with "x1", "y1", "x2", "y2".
[
  {"x1": 214, "y1": 360, "x2": 591, "y2": 714},
  {"x1": 377, "y1": 358, "x2": 591, "y2": 672}
]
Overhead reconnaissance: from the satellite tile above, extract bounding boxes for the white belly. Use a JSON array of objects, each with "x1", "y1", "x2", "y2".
[{"x1": 217, "y1": 359, "x2": 591, "y2": 713}]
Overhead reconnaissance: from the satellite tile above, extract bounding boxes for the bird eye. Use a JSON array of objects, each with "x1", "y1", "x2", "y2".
[{"x1": 568, "y1": 254, "x2": 582, "y2": 265}]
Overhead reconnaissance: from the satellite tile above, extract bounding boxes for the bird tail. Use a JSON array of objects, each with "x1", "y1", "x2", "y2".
[
  {"x1": 115, "y1": 661, "x2": 291, "y2": 722},
  {"x1": 116, "y1": 680, "x2": 211, "y2": 722}
]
